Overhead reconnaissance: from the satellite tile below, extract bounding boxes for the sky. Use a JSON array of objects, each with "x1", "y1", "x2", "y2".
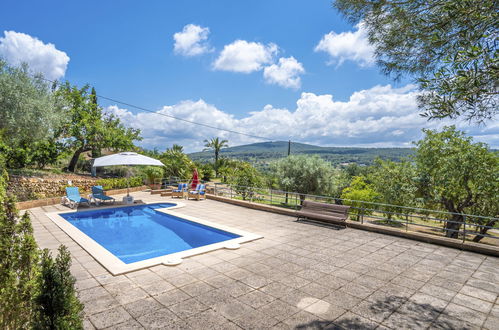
[{"x1": 1, "y1": 0, "x2": 497, "y2": 152}]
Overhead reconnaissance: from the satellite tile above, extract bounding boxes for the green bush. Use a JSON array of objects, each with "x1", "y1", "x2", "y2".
[
  {"x1": 0, "y1": 157, "x2": 83, "y2": 329},
  {"x1": 341, "y1": 176, "x2": 379, "y2": 221},
  {"x1": 141, "y1": 166, "x2": 164, "y2": 185},
  {"x1": 96, "y1": 176, "x2": 144, "y2": 190},
  {"x1": 34, "y1": 246, "x2": 84, "y2": 329},
  {"x1": 196, "y1": 162, "x2": 214, "y2": 182},
  {"x1": 228, "y1": 162, "x2": 263, "y2": 200}
]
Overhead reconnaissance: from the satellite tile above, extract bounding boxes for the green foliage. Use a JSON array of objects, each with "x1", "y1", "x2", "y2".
[
  {"x1": 329, "y1": 168, "x2": 353, "y2": 199},
  {"x1": 334, "y1": 0, "x2": 498, "y2": 122},
  {"x1": 58, "y1": 83, "x2": 141, "y2": 172},
  {"x1": 195, "y1": 162, "x2": 214, "y2": 181},
  {"x1": 171, "y1": 144, "x2": 184, "y2": 153},
  {"x1": 0, "y1": 156, "x2": 83, "y2": 329},
  {"x1": 141, "y1": 166, "x2": 164, "y2": 186},
  {"x1": 217, "y1": 158, "x2": 241, "y2": 183},
  {"x1": 0, "y1": 208, "x2": 39, "y2": 329},
  {"x1": 272, "y1": 155, "x2": 336, "y2": 202},
  {"x1": 0, "y1": 151, "x2": 39, "y2": 328},
  {"x1": 227, "y1": 162, "x2": 263, "y2": 200},
  {"x1": 203, "y1": 137, "x2": 229, "y2": 176},
  {"x1": 160, "y1": 147, "x2": 194, "y2": 179},
  {"x1": 341, "y1": 176, "x2": 379, "y2": 220},
  {"x1": 34, "y1": 246, "x2": 83, "y2": 329},
  {"x1": 30, "y1": 139, "x2": 62, "y2": 169},
  {"x1": 413, "y1": 126, "x2": 498, "y2": 239},
  {"x1": 96, "y1": 176, "x2": 143, "y2": 190},
  {"x1": 0, "y1": 60, "x2": 63, "y2": 168},
  {"x1": 369, "y1": 159, "x2": 418, "y2": 219}
]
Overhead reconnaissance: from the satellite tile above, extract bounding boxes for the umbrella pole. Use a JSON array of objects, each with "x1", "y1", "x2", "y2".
[{"x1": 127, "y1": 166, "x2": 130, "y2": 196}]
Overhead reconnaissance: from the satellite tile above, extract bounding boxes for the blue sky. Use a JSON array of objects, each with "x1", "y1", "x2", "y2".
[{"x1": 1, "y1": 0, "x2": 497, "y2": 151}]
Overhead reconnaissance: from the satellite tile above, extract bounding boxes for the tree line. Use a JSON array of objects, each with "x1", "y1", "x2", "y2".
[
  {"x1": 0, "y1": 60, "x2": 140, "y2": 172},
  {"x1": 138, "y1": 127, "x2": 498, "y2": 243}
]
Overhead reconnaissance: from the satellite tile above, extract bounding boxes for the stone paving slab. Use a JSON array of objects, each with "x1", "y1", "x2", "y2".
[{"x1": 28, "y1": 191, "x2": 499, "y2": 329}]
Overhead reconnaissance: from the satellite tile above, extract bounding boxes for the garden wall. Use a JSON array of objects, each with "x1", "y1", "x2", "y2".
[
  {"x1": 8, "y1": 175, "x2": 99, "y2": 202},
  {"x1": 15, "y1": 185, "x2": 149, "y2": 210}
]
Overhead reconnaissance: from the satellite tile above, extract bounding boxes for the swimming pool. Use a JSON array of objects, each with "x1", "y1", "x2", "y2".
[
  {"x1": 60, "y1": 203, "x2": 240, "y2": 264},
  {"x1": 47, "y1": 202, "x2": 262, "y2": 274}
]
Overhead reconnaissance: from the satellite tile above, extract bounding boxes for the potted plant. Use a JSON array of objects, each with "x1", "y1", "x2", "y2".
[{"x1": 143, "y1": 166, "x2": 163, "y2": 190}]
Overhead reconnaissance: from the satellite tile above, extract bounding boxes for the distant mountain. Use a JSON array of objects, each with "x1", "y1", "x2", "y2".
[{"x1": 189, "y1": 141, "x2": 414, "y2": 170}]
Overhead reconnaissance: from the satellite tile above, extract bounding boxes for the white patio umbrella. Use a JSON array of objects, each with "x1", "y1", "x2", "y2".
[{"x1": 92, "y1": 152, "x2": 164, "y2": 204}]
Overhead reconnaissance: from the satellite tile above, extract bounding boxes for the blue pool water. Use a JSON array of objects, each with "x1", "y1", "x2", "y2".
[{"x1": 60, "y1": 203, "x2": 240, "y2": 264}]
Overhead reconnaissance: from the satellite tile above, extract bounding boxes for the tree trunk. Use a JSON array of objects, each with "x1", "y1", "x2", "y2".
[
  {"x1": 444, "y1": 213, "x2": 463, "y2": 239},
  {"x1": 68, "y1": 148, "x2": 84, "y2": 172},
  {"x1": 214, "y1": 150, "x2": 219, "y2": 177},
  {"x1": 299, "y1": 194, "x2": 306, "y2": 206},
  {"x1": 472, "y1": 219, "x2": 497, "y2": 242}
]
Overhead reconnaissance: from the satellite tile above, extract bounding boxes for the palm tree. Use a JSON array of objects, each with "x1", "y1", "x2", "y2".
[
  {"x1": 203, "y1": 137, "x2": 228, "y2": 176},
  {"x1": 171, "y1": 144, "x2": 184, "y2": 153}
]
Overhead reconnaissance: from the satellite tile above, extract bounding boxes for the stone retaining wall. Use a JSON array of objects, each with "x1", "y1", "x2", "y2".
[
  {"x1": 8, "y1": 175, "x2": 99, "y2": 201},
  {"x1": 16, "y1": 185, "x2": 149, "y2": 210}
]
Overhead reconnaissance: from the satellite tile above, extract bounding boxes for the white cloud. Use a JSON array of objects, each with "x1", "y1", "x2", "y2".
[
  {"x1": 0, "y1": 30, "x2": 69, "y2": 80},
  {"x1": 263, "y1": 57, "x2": 305, "y2": 89},
  {"x1": 213, "y1": 40, "x2": 278, "y2": 73},
  {"x1": 106, "y1": 84, "x2": 498, "y2": 152},
  {"x1": 315, "y1": 22, "x2": 375, "y2": 67},
  {"x1": 173, "y1": 24, "x2": 212, "y2": 57}
]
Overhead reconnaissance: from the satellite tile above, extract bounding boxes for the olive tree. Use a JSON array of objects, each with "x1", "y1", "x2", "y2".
[
  {"x1": 0, "y1": 60, "x2": 63, "y2": 168},
  {"x1": 414, "y1": 126, "x2": 498, "y2": 239},
  {"x1": 273, "y1": 155, "x2": 336, "y2": 203}
]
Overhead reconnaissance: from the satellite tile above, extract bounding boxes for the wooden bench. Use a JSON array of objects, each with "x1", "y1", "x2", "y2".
[{"x1": 297, "y1": 200, "x2": 350, "y2": 226}]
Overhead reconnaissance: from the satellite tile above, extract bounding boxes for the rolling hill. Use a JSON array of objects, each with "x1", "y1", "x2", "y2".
[{"x1": 189, "y1": 141, "x2": 414, "y2": 170}]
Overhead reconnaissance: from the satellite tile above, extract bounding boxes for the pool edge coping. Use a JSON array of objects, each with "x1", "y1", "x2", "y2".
[{"x1": 46, "y1": 201, "x2": 263, "y2": 275}]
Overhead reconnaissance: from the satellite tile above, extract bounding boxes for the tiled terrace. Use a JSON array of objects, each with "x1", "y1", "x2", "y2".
[{"x1": 28, "y1": 192, "x2": 499, "y2": 329}]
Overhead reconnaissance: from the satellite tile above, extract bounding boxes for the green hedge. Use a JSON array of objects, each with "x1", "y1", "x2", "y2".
[{"x1": 96, "y1": 176, "x2": 144, "y2": 190}]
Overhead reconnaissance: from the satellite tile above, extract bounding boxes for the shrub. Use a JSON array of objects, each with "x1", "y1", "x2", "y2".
[
  {"x1": 96, "y1": 176, "x2": 144, "y2": 190},
  {"x1": 196, "y1": 162, "x2": 214, "y2": 182},
  {"x1": 341, "y1": 176, "x2": 379, "y2": 221},
  {"x1": 141, "y1": 166, "x2": 164, "y2": 186},
  {"x1": 34, "y1": 246, "x2": 84, "y2": 329},
  {"x1": 1, "y1": 156, "x2": 83, "y2": 329},
  {"x1": 228, "y1": 163, "x2": 263, "y2": 200},
  {"x1": 0, "y1": 157, "x2": 39, "y2": 328}
]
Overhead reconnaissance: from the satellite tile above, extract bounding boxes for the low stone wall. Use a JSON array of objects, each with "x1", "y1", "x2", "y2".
[
  {"x1": 206, "y1": 194, "x2": 499, "y2": 257},
  {"x1": 16, "y1": 185, "x2": 149, "y2": 210},
  {"x1": 8, "y1": 175, "x2": 99, "y2": 202}
]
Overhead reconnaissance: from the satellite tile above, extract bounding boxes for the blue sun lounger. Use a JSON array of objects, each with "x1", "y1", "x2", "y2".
[
  {"x1": 91, "y1": 185, "x2": 115, "y2": 205},
  {"x1": 63, "y1": 187, "x2": 90, "y2": 209}
]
